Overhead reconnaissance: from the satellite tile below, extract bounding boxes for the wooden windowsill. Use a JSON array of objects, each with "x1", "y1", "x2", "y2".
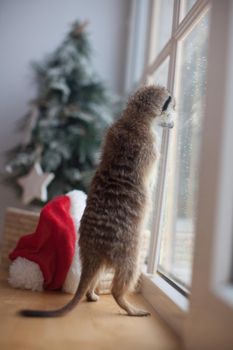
[{"x1": 0, "y1": 271, "x2": 182, "y2": 350}]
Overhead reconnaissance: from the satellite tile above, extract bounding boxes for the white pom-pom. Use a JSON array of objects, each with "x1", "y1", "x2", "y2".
[
  {"x1": 66, "y1": 190, "x2": 87, "y2": 231},
  {"x1": 8, "y1": 257, "x2": 44, "y2": 292},
  {"x1": 62, "y1": 243, "x2": 81, "y2": 294},
  {"x1": 62, "y1": 190, "x2": 85, "y2": 294}
]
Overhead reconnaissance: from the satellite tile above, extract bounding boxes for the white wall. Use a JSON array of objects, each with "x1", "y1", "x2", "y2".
[{"x1": 0, "y1": 0, "x2": 131, "y2": 238}]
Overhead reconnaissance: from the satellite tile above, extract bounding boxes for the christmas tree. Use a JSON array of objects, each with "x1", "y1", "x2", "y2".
[{"x1": 5, "y1": 21, "x2": 116, "y2": 204}]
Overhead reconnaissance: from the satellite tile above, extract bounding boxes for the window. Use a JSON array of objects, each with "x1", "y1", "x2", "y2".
[
  {"x1": 180, "y1": 0, "x2": 197, "y2": 21},
  {"x1": 127, "y1": 0, "x2": 233, "y2": 347},
  {"x1": 142, "y1": 0, "x2": 210, "y2": 296},
  {"x1": 151, "y1": 57, "x2": 170, "y2": 87},
  {"x1": 158, "y1": 12, "x2": 209, "y2": 292},
  {"x1": 150, "y1": 0, "x2": 174, "y2": 59}
]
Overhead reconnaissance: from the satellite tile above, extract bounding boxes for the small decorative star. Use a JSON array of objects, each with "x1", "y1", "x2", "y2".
[{"x1": 17, "y1": 163, "x2": 55, "y2": 204}]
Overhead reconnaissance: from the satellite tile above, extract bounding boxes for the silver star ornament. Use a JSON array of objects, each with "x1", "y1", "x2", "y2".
[{"x1": 17, "y1": 162, "x2": 55, "y2": 204}]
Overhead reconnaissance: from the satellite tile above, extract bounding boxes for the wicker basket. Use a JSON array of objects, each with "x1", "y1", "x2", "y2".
[{"x1": 1, "y1": 207, "x2": 150, "y2": 294}]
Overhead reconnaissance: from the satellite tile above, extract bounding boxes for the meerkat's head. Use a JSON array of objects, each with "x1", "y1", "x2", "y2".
[{"x1": 128, "y1": 85, "x2": 174, "y2": 119}]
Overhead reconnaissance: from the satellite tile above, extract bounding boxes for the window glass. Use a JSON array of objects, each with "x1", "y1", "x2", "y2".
[
  {"x1": 152, "y1": 57, "x2": 170, "y2": 184},
  {"x1": 131, "y1": 0, "x2": 151, "y2": 87},
  {"x1": 157, "y1": 13, "x2": 209, "y2": 290},
  {"x1": 180, "y1": 0, "x2": 197, "y2": 22},
  {"x1": 153, "y1": 56, "x2": 170, "y2": 87},
  {"x1": 152, "y1": 0, "x2": 174, "y2": 59},
  {"x1": 144, "y1": 60, "x2": 170, "y2": 267}
]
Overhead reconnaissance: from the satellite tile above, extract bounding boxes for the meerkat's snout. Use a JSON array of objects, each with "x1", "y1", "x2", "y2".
[{"x1": 157, "y1": 91, "x2": 175, "y2": 129}]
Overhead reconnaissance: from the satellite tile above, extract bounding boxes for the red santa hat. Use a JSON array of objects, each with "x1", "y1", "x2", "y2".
[{"x1": 8, "y1": 190, "x2": 87, "y2": 294}]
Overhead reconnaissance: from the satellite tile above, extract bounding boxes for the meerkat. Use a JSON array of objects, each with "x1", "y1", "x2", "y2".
[{"x1": 20, "y1": 85, "x2": 174, "y2": 317}]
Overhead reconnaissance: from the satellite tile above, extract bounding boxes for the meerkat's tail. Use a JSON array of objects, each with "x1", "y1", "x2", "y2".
[{"x1": 19, "y1": 264, "x2": 99, "y2": 317}]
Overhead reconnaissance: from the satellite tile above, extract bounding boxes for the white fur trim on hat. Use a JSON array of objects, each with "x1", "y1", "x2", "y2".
[
  {"x1": 62, "y1": 190, "x2": 87, "y2": 294},
  {"x1": 66, "y1": 190, "x2": 87, "y2": 232},
  {"x1": 8, "y1": 257, "x2": 44, "y2": 292}
]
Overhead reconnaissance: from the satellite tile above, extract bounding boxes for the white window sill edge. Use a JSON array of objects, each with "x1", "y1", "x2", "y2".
[{"x1": 140, "y1": 272, "x2": 188, "y2": 336}]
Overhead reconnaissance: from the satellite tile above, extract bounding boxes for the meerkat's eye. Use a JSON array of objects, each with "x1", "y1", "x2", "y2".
[{"x1": 162, "y1": 96, "x2": 172, "y2": 112}]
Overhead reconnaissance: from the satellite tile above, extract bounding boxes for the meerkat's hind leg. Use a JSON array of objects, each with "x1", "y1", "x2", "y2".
[
  {"x1": 86, "y1": 268, "x2": 102, "y2": 302},
  {"x1": 111, "y1": 267, "x2": 151, "y2": 317}
]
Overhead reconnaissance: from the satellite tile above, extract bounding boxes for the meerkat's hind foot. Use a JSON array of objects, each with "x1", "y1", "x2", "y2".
[
  {"x1": 86, "y1": 290, "x2": 99, "y2": 302},
  {"x1": 112, "y1": 293, "x2": 151, "y2": 317},
  {"x1": 126, "y1": 308, "x2": 151, "y2": 317}
]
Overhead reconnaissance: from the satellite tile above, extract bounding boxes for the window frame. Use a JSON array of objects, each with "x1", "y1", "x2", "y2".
[
  {"x1": 143, "y1": 0, "x2": 210, "y2": 335},
  {"x1": 126, "y1": 0, "x2": 233, "y2": 345},
  {"x1": 185, "y1": 1, "x2": 233, "y2": 347},
  {"x1": 142, "y1": 0, "x2": 210, "y2": 280}
]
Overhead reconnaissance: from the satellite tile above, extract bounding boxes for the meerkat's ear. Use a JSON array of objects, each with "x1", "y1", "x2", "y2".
[{"x1": 162, "y1": 96, "x2": 172, "y2": 112}]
